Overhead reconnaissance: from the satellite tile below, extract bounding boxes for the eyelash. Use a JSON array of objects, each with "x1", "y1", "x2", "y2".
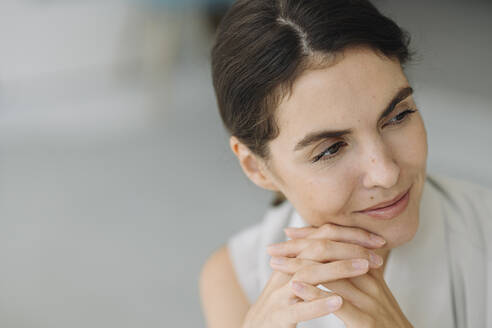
[{"x1": 311, "y1": 108, "x2": 418, "y2": 163}]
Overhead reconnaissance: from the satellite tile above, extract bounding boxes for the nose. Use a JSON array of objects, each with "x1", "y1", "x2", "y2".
[{"x1": 361, "y1": 137, "x2": 400, "y2": 190}]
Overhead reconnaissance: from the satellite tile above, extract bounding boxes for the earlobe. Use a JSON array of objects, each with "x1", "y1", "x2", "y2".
[
  {"x1": 229, "y1": 136, "x2": 279, "y2": 192},
  {"x1": 242, "y1": 156, "x2": 279, "y2": 192}
]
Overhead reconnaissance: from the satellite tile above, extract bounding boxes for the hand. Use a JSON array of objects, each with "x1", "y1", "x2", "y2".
[
  {"x1": 268, "y1": 223, "x2": 414, "y2": 328},
  {"x1": 241, "y1": 270, "x2": 344, "y2": 328},
  {"x1": 242, "y1": 223, "x2": 384, "y2": 328}
]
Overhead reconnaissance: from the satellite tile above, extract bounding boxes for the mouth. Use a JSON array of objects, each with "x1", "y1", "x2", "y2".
[{"x1": 355, "y1": 186, "x2": 412, "y2": 220}]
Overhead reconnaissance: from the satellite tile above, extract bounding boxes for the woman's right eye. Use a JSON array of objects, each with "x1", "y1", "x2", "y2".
[{"x1": 312, "y1": 141, "x2": 347, "y2": 163}]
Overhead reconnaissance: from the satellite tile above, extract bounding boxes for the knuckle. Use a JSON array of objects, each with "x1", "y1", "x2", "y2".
[
  {"x1": 347, "y1": 244, "x2": 374, "y2": 263},
  {"x1": 270, "y1": 270, "x2": 291, "y2": 285},
  {"x1": 305, "y1": 240, "x2": 325, "y2": 258},
  {"x1": 320, "y1": 223, "x2": 336, "y2": 235},
  {"x1": 322, "y1": 239, "x2": 335, "y2": 252},
  {"x1": 341, "y1": 258, "x2": 368, "y2": 275},
  {"x1": 272, "y1": 280, "x2": 293, "y2": 299},
  {"x1": 347, "y1": 243, "x2": 367, "y2": 257},
  {"x1": 293, "y1": 238, "x2": 304, "y2": 247},
  {"x1": 293, "y1": 266, "x2": 310, "y2": 281},
  {"x1": 312, "y1": 239, "x2": 327, "y2": 254},
  {"x1": 292, "y1": 257, "x2": 304, "y2": 268},
  {"x1": 291, "y1": 271, "x2": 302, "y2": 283},
  {"x1": 293, "y1": 239, "x2": 309, "y2": 254},
  {"x1": 293, "y1": 263, "x2": 318, "y2": 282}
]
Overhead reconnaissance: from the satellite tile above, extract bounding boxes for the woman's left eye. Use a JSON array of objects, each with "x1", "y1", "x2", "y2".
[
  {"x1": 312, "y1": 141, "x2": 347, "y2": 163},
  {"x1": 384, "y1": 108, "x2": 417, "y2": 127}
]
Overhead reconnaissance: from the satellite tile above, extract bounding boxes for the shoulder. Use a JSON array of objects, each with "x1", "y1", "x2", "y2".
[
  {"x1": 428, "y1": 173, "x2": 492, "y2": 196},
  {"x1": 199, "y1": 245, "x2": 250, "y2": 328},
  {"x1": 427, "y1": 173, "x2": 492, "y2": 214},
  {"x1": 227, "y1": 201, "x2": 294, "y2": 302},
  {"x1": 199, "y1": 203, "x2": 293, "y2": 327},
  {"x1": 427, "y1": 172, "x2": 492, "y2": 247}
]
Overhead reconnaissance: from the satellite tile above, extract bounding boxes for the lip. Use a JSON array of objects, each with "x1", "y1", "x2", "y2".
[{"x1": 356, "y1": 186, "x2": 411, "y2": 220}]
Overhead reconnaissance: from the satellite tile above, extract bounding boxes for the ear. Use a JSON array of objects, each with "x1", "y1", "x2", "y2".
[{"x1": 229, "y1": 136, "x2": 279, "y2": 192}]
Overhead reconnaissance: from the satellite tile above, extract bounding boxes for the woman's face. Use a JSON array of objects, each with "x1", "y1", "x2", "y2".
[{"x1": 263, "y1": 47, "x2": 428, "y2": 249}]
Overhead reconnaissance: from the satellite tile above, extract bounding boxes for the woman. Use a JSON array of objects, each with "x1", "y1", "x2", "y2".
[{"x1": 199, "y1": 0, "x2": 492, "y2": 327}]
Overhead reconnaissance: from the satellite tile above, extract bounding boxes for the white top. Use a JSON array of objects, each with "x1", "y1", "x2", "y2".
[{"x1": 227, "y1": 173, "x2": 492, "y2": 327}]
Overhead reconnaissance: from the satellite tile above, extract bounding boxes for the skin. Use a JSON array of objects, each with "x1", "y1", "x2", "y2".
[
  {"x1": 222, "y1": 46, "x2": 428, "y2": 326},
  {"x1": 231, "y1": 46, "x2": 428, "y2": 259}
]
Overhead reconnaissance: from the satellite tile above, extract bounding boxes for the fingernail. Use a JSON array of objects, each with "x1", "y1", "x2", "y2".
[
  {"x1": 325, "y1": 296, "x2": 342, "y2": 309},
  {"x1": 270, "y1": 256, "x2": 285, "y2": 265},
  {"x1": 370, "y1": 234, "x2": 386, "y2": 246},
  {"x1": 369, "y1": 252, "x2": 383, "y2": 267},
  {"x1": 352, "y1": 259, "x2": 369, "y2": 270}
]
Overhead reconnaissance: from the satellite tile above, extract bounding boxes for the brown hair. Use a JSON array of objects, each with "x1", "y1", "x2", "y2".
[{"x1": 211, "y1": 0, "x2": 413, "y2": 206}]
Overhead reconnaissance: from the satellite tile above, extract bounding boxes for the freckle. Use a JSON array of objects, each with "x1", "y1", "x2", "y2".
[
  {"x1": 371, "y1": 159, "x2": 375, "y2": 163},
  {"x1": 370, "y1": 196, "x2": 374, "y2": 200}
]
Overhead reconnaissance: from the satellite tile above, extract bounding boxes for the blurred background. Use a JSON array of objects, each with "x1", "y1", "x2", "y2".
[{"x1": 0, "y1": 0, "x2": 490, "y2": 327}]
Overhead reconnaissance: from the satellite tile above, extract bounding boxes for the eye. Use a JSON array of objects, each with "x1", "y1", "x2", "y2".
[
  {"x1": 312, "y1": 141, "x2": 347, "y2": 163},
  {"x1": 384, "y1": 108, "x2": 417, "y2": 127}
]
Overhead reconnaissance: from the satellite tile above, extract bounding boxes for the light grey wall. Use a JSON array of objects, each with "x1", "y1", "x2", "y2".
[
  {"x1": 377, "y1": 0, "x2": 492, "y2": 100},
  {"x1": 0, "y1": 1, "x2": 490, "y2": 327},
  {"x1": 375, "y1": 0, "x2": 492, "y2": 186}
]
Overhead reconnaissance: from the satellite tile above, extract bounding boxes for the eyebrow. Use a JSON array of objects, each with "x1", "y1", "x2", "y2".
[{"x1": 293, "y1": 86, "x2": 414, "y2": 152}]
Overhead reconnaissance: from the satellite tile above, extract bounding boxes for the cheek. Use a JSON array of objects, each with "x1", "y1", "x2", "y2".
[
  {"x1": 390, "y1": 117, "x2": 428, "y2": 168},
  {"x1": 295, "y1": 169, "x2": 355, "y2": 224}
]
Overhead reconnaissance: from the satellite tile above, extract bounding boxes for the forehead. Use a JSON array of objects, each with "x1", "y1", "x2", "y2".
[{"x1": 274, "y1": 47, "x2": 409, "y2": 140}]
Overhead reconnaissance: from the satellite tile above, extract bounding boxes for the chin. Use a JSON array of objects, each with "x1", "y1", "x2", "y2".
[{"x1": 382, "y1": 207, "x2": 420, "y2": 249}]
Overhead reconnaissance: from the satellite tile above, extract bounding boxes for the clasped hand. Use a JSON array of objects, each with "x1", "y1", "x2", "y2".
[{"x1": 241, "y1": 223, "x2": 414, "y2": 328}]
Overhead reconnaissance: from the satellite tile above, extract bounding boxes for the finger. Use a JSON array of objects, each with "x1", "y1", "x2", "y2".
[
  {"x1": 288, "y1": 281, "x2": 375, "y2": 327},
  {"x1": 269, "y1": 256, "x2": 318, "y2": 273},
  {"x1": 284, "y1": 226, "x2": 316, "y2": 239},
  {"x1": 348, "y1": 271, "x2": 408, "y2": 321},
  {"x1": 329, "y1": 294, "x2": 375, "y2": 327},
  {"x1": 268, "y1": 239, "x2": 384, "y2": 268},
  {"x1": 299, "y1": 240, "x2": 383, "y2": 268},
  {"x1": 349, "y1": 271, "x2": 383, "y2": 299},
  {"x1": 290, "y1": 280, "x2": 334, "y2": 301},
  {"x1": 275, "y1": 258, "x2": 374, "y2": 309},
  {"x1": 281, "y1": 294, "x2": 343, "y2": 324},
  {"x1": 270, "y1": 257, "x2": 376, "y2": 310},
  {"x1": 262, "y1": 270, "x2": 293, "y2": 295},
  {"x1": 286, "y1": 223, "x2": 386, "y2": 249},
  {"x1": 289, "y1": 280, "x2": 372, "y2": 312},
  {"x1": 349, "y1": 269, "x2": 398, "y2": 308},
  {"x1": 267, "y1": 238, "x2": 312, "y2": 257},
  {"x1": 292, "y1": 259, "x2": 370, "y2": 286},
  {"x1": 269, "y1": 254, "x2": 382, "y2": 277},
  {"x1": 321, "y1": 279, "x2": 375, "y2": 311}
]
